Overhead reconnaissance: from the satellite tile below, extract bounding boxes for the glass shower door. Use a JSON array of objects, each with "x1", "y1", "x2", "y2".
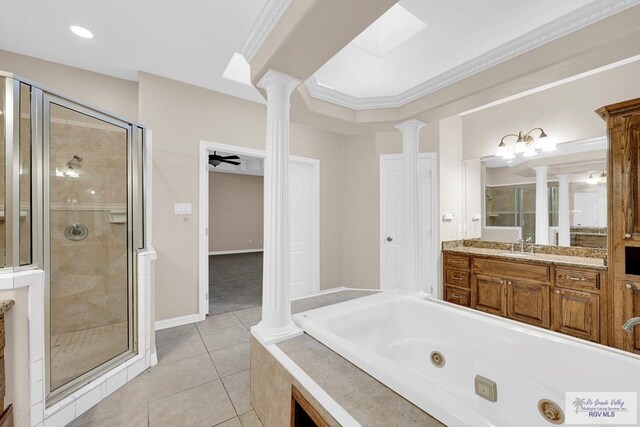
[{"x1": 45, "y1": 97, "x2": 134, "y2": 396}]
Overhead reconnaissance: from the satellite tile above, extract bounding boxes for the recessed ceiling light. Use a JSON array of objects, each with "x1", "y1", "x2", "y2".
[{"x1": 70, "y1": 25, "x2": 93, "y2": 39}]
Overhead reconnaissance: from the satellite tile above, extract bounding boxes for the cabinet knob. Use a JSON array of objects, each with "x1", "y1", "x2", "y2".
[
  {"x1": 625, "y1": 233, "x2": 632, "y2": 239},
  {"x1": 626, "y1": 283, "x2": 637, "y2": 290},
  {"x1": 555, "y1": 290, "x2": 560, "y2": 294}
]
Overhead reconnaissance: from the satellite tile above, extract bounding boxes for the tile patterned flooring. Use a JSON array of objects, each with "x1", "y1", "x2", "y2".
[
  {"x1": 70, "y1": 306, "x2": 264, "y2": 427},
  {"x1": 51, "y1": 321, "x2": 129, "y2": 390}
]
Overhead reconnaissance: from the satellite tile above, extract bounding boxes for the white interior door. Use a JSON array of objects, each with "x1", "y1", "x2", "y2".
[
  {"x1": 381, "y1": 155, "x2": 435, "y2": 293},
  {"x1": 289, "y1": 160, "x2": 318, "y2": 299}
]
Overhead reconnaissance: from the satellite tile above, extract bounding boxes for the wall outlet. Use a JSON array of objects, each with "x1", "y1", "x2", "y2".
[
  {"x1": 442, "y1": 213, "x2": 455, "y2": 222},
  {"x1": 174, "y1": 203, "x2": 192, "y2": 215}
]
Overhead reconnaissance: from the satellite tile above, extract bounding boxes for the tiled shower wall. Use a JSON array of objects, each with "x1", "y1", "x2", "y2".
[{"x1": 48, "y1": 119, "x2": 128, "y2": 337}]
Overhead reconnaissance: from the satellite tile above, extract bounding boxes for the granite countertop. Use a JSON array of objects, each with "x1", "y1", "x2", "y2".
[
  {"x1": 443, "y1": 246, "x2": 606, "y2": 270},
  {"x1": 0, "y1": 299, "x2": 14, "y2": 313}
]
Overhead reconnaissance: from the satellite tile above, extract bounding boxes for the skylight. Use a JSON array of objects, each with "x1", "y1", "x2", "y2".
[{"x1": 351, "y1": 4, "x2": 427, "y2": 58}]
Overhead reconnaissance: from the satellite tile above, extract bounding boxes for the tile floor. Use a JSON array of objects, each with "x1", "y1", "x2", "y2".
[
  {"x1": 70, "y1": 306, "x2": 264, "y2": 427},
  {"x1": 51, "y1": 321, "x2": 128, "y2": 390}
]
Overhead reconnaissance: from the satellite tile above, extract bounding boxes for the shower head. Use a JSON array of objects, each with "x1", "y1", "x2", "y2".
[{"x1": 66, "y1": 155, "x2": 83, "y2": 169}]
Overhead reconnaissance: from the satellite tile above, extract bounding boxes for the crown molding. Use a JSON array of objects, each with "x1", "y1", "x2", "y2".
[
  {"x1": 240, "y1": 0, "x2": 292, "y2": 62},
  {"x1": 306, "y1": 0, "x2": 640, "y2": 111}
]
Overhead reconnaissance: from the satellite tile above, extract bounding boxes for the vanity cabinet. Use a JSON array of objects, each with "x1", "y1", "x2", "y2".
[
  {"x1": 443, "y1": 251, "x2": 607, "y2": 345},
  {"x1": 471, "y1": 259, "x2": 550, "y2": 327},
  {"x1": 598, "y1": 98, "x2": 640, "y2": 352}
]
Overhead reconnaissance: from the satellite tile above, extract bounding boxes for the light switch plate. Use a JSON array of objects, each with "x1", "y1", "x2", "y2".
[
  {"x1": 174, "y1": 203, "x2": 192, "y2": 215},
  {"x1": 475, "y1": 375, "x2": 497, "y2": 402}
]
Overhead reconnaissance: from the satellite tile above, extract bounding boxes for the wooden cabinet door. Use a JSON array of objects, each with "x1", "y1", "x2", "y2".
[
  {"x1": 623, "y1": 281, "x2": 640, "y2": 353},
  {"x1": 620, "y1": 114, "x2": 640, "y2": 241},
  {"x1": 506, "y1": 280, "x2": 550, "y2": 328},
  {"x1": 0, "y1": 405, "x2": 12, "y2": 427},
  {"x1": 472, "y1": 275, "x2": 506, "y2": 316},
  {"x1": 553, "y1": 288, "x2": 600, "y2": 342}
]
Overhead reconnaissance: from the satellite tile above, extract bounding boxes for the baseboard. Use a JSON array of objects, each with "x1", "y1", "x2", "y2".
[
  {"x1": 209, "y1": 249, "x2": 264, "y2": 255},
  {"x1": 150, "y1": 352, "x2": 158, "y2": 367},
  {"x1": 155, "y1": 313, "x2": 204, "y2": 331},
  {"x1": 291, "y1": 286, "x2": 348, "y2": 301}
]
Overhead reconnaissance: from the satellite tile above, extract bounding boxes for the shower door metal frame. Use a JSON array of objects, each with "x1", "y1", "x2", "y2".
[{"x1": 42, "y1": 93, "x2": 138, "y2": 403}]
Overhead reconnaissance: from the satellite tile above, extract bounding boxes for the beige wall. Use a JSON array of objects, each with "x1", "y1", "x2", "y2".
[
  {"x1": 0, "y1": 49, "x2": 138, "y2": 119},
  {"x1": 462, "y1": 59, "x2": 640, "y2": 160},
  {"x1": 209, "y1": 173, "x2": 264, "y2": 253},
  {"x1": 341, "y1": 125, "x2": 439, "y2": 289},
  {"x1": 138, "y1": 72, "x2": 348, "y2": 321}
]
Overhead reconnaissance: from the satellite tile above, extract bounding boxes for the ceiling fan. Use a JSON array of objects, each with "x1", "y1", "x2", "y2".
[{"x1": 209, "y1": 151, "x2": 241, "y2": 167}]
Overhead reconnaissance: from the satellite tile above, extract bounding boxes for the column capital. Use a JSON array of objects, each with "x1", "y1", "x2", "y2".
[
  {"x1": 257, "y1": 69, "x2": 301, "y2": 94},
  {"x1": 394, "y1": 119, "x2": 427, "y2": 133},
  {"x1": 556, "y1": 173, "x2": 571, "y2": 179}
]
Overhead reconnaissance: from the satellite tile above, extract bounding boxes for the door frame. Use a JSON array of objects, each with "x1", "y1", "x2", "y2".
[
  {"x1": 43, "y1": 93, "x2": 138, "y2": 401},
  {"x1": 379, "y1": 153, "x2": 439, "y2": 294},
  {"x1": 198, "y1": 140, "x2": 320, "y2": 318}
]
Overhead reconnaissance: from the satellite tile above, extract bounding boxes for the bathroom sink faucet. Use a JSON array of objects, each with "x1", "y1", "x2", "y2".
[
  {"x1": 516, "y1": 237, "x2": 532, "y2": 254},
  {"x1": 622, "y1": 317, "x2": 640, "y2": 332}
]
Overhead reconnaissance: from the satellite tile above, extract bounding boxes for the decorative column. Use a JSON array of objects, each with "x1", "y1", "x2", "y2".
[
  {"x1": 557, "y1": 174, "x2": 571, "y2": 246},
  {"x1": 253, "y1": 70, "x2": 301, "y2": 344},
  {"x1": 533, "y1": 166, "x2": 550, "y2": 245},
  {"x1": 395, "y1": 119, "x2": 426, "y2": 294}
]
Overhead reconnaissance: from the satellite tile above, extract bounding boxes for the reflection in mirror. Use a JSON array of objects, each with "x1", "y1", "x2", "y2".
[{"x1": 481, "y1": 137, "x2": 607, "y2": 248}]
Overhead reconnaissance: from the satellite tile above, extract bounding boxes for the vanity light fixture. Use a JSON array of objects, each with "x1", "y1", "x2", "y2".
[
  {"x1": 70, "y1": 25, "x2": 94, "y2": 39},
  {"x1": 599, "y1": 171, "x2": 607, "y2": 183},
  {"x1": 495, "y1": 128, "x2": 551, "y2": 158}
]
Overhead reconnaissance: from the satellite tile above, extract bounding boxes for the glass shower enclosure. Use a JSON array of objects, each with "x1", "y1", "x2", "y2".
[{"x1": 1, "y1": 71, "x2": 145, "y2": 403}]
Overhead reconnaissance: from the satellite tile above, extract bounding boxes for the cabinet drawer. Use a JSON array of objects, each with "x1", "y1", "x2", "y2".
[
  {"x1": 474, "y1": 258, "x2": 549, "y2": 282},
  {"x1": 445, "y1": 254, "x2": 470, "y2": 270},
  {"x1": 445, "y1": 286, "x2": 469, "y2": 307},
  {"x1": 445, "y1": 269, "x2": 469, "y2": 288},
  {"x1": 555, "y1": 267, "x2": 600, "y2": 291}
]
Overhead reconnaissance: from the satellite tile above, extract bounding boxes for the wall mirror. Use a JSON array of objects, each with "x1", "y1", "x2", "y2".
[{"x1": 480, "y1": 137, "x2": 607, "y2": 248}]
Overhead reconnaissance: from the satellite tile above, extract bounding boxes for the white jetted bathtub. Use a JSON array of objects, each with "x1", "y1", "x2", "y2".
[{"x1": 292, "y1": 291, "x2": 640, "y2": 426}]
